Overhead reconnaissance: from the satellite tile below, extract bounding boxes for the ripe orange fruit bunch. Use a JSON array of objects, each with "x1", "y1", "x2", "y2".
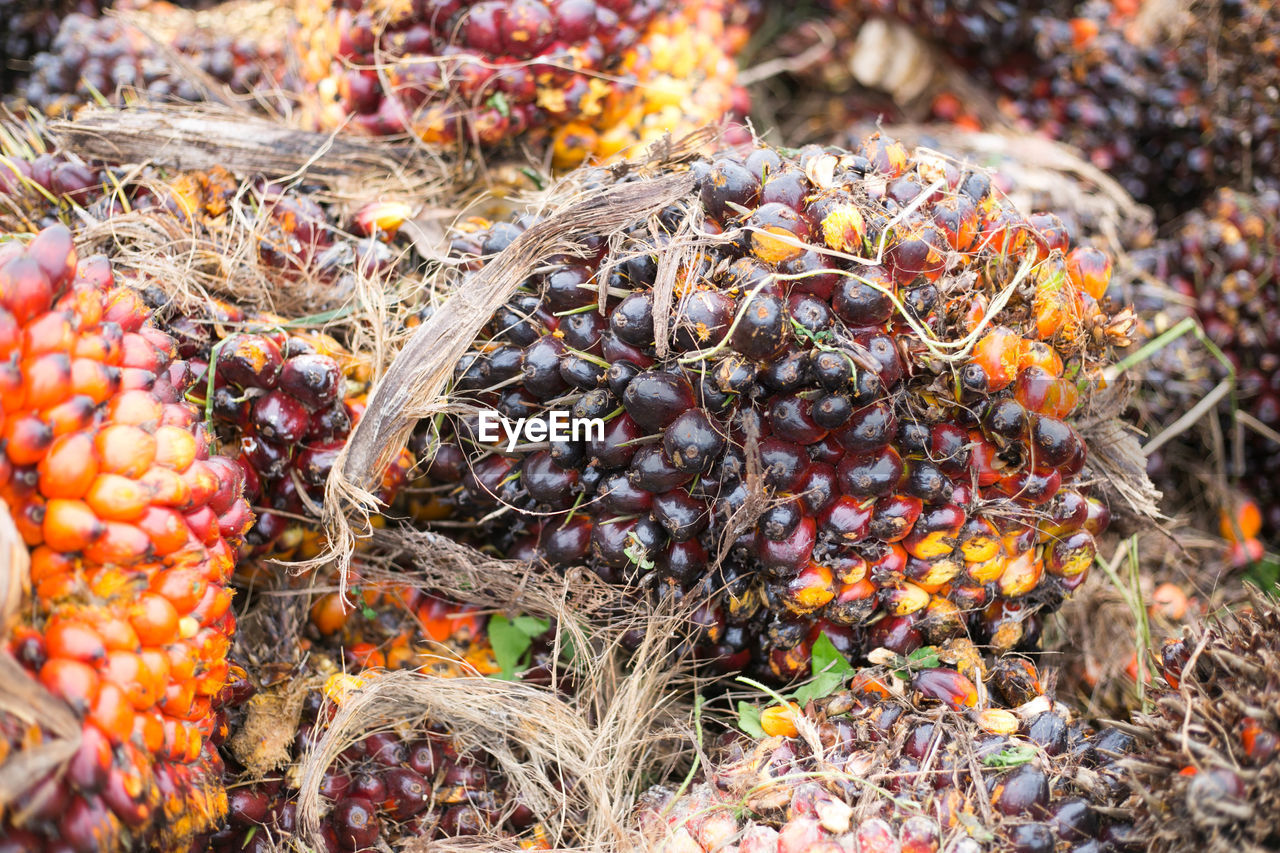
[{"x1": 0, "y1": 225, "x2": 253, "y2": 851}]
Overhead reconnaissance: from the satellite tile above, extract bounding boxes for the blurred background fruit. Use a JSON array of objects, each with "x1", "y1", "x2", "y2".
[
  {"x1": 293, "y1": 0, "x2": 757, "y2": 165},
  {"x1": 1123, "y1": 597, "x2": 1280, "y2": 852}
]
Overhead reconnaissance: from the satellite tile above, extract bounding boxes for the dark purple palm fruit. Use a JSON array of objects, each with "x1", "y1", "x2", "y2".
[
  {"x1": 0, "y1": 0, "x2": 100, "y2": 91},
  {"x1": 17, "y1": 10, "x2": 287, "y2": 115},
  {"x1": 798, "y1": 0, "x2": 1277, "y2": 216},
  {"x1": 291, "y1": 0, "x2": 756, "y2": 169},
  {"x1": 410, "y1": 133, "x2": 1135, "y2": 681},
  {"x1": 172, "y1": 302, "x2": 411, "y2": 561},
  {"x1": 194, "y1": 620, "x2": 558, "y2": 851}
]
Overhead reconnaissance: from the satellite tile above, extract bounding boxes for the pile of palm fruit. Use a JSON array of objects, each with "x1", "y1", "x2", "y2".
[{"x1": 1, "y1": 0, "x2": 1279, "y2": 852}]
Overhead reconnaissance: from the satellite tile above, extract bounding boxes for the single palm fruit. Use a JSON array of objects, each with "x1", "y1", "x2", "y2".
[
  {"x1": 1130, "y1": 186, "x2": 1280, "y2": 544},
  {"x1": 0, "y1": 224, "x2": 253, "y2": 850},
  {"x1": 637, "y1": 653, "x2": 1138, "y2": 852},
  {"x1": 16, "y1": 4, "x2": 289, "y2": 116},
  {"x1": 1123, "y1": 599, "x2": 1280, "y2": 853},
  {"x1": 410, "y1": 135, "x2": 1134, "y2": 681},
  {"x1": 197, "y1": 602, "x2": 555, "y2": 851},
  {"x1": 292, "y1": 0, "x2": 754, "y2": 165}
]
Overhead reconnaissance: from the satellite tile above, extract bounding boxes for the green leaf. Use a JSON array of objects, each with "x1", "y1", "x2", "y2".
[
  {"x1": 737, "y1": 702, "x2": 765, "y2": 739},
  {"x1": 512, "y1": 615, "x2": 550, "y2": 637},
  {"x1": 487, "y1": 91, "x2": 510, "y2": 118},
  {"x1": 811, "y1": 632, "x2": 854, "y2": 676},
  {"x1": 794, "y1": 671, "x2": 845, "y2": 706},
  {"x1": 793, "y1": 632, "x2": 855, "y2": 705},
  {"x1": 488, "y1": 614, "x2": 544, "y2": 681},
  {"x1": 905, "y1": 646, "x2": 942, "y2": 669},
  {"x1": 1245, "y1": 558, "x2": 1280, "y2": 595},
  {"x1": 982, "y1": 744, "x2": 1038, "y2": 768}
]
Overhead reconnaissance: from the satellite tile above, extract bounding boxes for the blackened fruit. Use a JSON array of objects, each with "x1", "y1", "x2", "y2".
[
  {"x1": 663, "y1": 409, "x2": 725, "y2": 473},
  {"x1": 629, "y1": 445, "x2": 693, "y2": 492},
  {"x1": 731, "y1": 292, "x2": 787, "y2": 360},
  {"x1": 278, "y1": 354, "x2": 341, "y2": 412},
  {"x1": 611, "y1": 292, "x2": 656, "y2": 347},
  {"x1": 623, "y1": 371, "x2": 696, "y2": 430},
  {"x1": 522, "y1": 335, "x2": 569, "y2": 399},
  {"x1": 832, "y1": 267, "x2": 894, "y2": 326}
]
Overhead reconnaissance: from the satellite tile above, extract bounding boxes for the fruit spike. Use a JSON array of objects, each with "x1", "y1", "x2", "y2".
[
  {"x1": 410, "y1": 135, "x2": 1132, "y2": 681},
  {"x1": 198, "y1": 600, "x2": 556, "y2": 851},
  {"x1": 0, "y1": 224, "x2": 252, "y2": 849},
  {"x1": 1124, "y1": 599, "x2": 1280, "y2": 853},
  {"x1": 293, "y1": 0, "x2": 754, "y2": 166},
  {"x1": 637, "y1": 654, "x2": 1138, "y2": 853},
  {"x1": 1132, "y1": 186, "x2": 1280, "y2": 544}
]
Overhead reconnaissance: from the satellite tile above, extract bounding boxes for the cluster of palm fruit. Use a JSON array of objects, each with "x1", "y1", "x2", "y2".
[
  {"x1": 0, "y1": 0, "x2": 101, "y2": 90},
  {"x1": 1128, "y1": 186, "x2": 1280, "y2": 544},
  {"x1": 162, "y1": 300, "x2": 413, "y2": 561},
  {"x1": 1123, "y1": 599, "x2": 1280, "y2": 852},
  {"x1": 293, "y1": 0, "x2": 755, "y2": 166},
  {"x1": 196, "y1": 598, "x2": 556, "y2": 851},
  {"x1": 409, "y1": 135, "x2": 1131, "y2": 681},
  {"x1": 0, "y1": 145, "x2": 421, "y2": 558},
  {"x1": 15, "y1": 6, "x2": 288, "y2": 116},
  {"x1": 0, "y1": 149, "x2": 103, "y2": 230},
  {"x1": 802, "y1": 0, "x2": 1277, "y2": 215},
  {"x1": 306, "y1": 583, "x2": 503, "y2": 675},
  {"x1": 0, "y1": 224, "x2": 254, "y2": 849},
  {"x1": 637, "y1": 646, "x2": 1140, "y2": 852}
]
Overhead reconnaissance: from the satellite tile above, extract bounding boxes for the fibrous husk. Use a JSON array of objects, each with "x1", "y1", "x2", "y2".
[
  {"x1": 1122, "y1": 589, "x2": 1280, "y2": 853},
  {"x1": 278, "y1": 536, "x2": 706, "y2": 851}
]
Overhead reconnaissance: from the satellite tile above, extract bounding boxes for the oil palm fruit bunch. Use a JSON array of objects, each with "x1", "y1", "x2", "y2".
[
  {"x1": 957, "y1": 0, "x2": 1277, "y2": 215},
  {"x1": 14, "y1": 5, "x2": 288, "y2": 116},
  {"x1": 1130, "y1": 186, "x2": 1280, "y2": 543},
  {"x1": 0, "y1": 224, "x2": 254, "y2": 849},
  {"x1": 411, "y1": 135, "x2": 1133, "y2": 681},
  {"x1": 293, "y1": 0, "x2": 754, "y2": 167},
  {"x1": 810, "y1": 0, "x2": 1277, "y2": 215},
  {"x1": 637, "y1": 645, "x2": 1139, "y2": 852},
  {"x1": 201, "y1": 605, "x2": 556, "y2": 851},
  {"x1": 164, "y1": 300, "x2": 413, "y2": 561},
  {"x1": 0, "y1": 0, "x2": 101, "y2": 92},
  {"x1": 1123, "y1": 597, "x2": 1280, "y2": 853}
]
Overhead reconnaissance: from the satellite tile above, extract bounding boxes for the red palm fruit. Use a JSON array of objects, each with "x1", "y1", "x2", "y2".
[
  {"x1": 1, "y1": 227, "x2": 250, "y2": 850},
  {"x1": 295, "y1": 0, "x2": 754, "y2": 168}
]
